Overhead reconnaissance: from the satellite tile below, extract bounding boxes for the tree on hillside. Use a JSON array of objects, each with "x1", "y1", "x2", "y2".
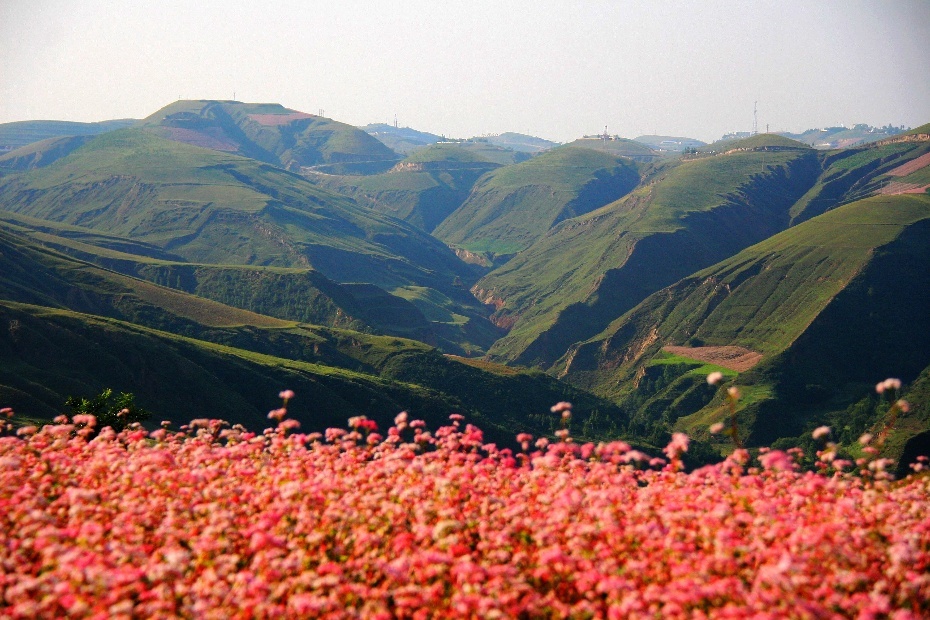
[{"x1": 65, "y1": 388, "x2": 151, "y2": 433}]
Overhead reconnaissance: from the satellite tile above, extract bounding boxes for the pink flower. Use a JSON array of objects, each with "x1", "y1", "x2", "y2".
[
  {"x1": 727, "y1": 386, "x2": 741, "y2": 399},
  {"x1": 709, "y1": 422, "x2": 725, "y2": 434},
  {"x1": 706, "y1": 371, "x2": 724, "y2": 385},
  {"x1": 0, "y1": 407, "x2": 13, "y2": 418},
  {"x1": 875, "y1": 378, "x2": 901, "y2": 394},
  {"x1": 812, "y1": 426, "x2": 831, "y2": 440},
  {"x1": 896, "y1": 400, "x2": 910, "y2": 413},
  {"x1": 550, "y1": 401, "x2": 572, "y2": 414},
  {"x1": 267, "y1": 408, "x2": 287, "y2": 421},
  {"x1": 279, "y1": 389, "x2": 295, "y2": 401}
]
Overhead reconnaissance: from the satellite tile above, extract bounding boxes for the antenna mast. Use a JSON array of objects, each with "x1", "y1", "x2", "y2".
[{"x1": 752, "y1": 101, "x2": 758, "y2": 136}]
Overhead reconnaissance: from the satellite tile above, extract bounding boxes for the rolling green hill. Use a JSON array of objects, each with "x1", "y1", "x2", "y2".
[
  {"x1": 556, "y1": 194, "x2": 930, "y2": 453},
  {"x1": 141, "y1": 100, "x2": 398, "y2": 170},
  {"x1": 0, "y1": 119, "x2": 136, "y2": 151},
  {"x1": 565, "y1": 137, "x2": 660, "y2": 162},
  {"x1": 789, "y1": 139, "x2": 930, "y2": 225},
  {"x1": 305, "y1": 143, "x2": 502, "y2": 232},
  {"x1": 0, "y1": 135, "x2": 96, "y2": 172},
  {"x1": 0, "y1": 128, "x2": 467, "y2": 287},
  {"x1": 476, "y1": 142, "x2": 822, "y2": 367},
  {"x1": 433, "y1": 146, "x2": 640, "y2": 259},
  {"x1": 0, "y1": 218, "x2": 437, "y2": 340},
  {"x1": 0, "y1": 127, "x2": 505, "y2": 353},
  {"x1": 0, "y1": 216, "x2": 627, "y2": 444}
]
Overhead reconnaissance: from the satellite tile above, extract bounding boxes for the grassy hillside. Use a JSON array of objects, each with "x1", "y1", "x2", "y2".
[
  {"x1": 0, "y1": 128, "x2": 470, "y2": 290},
  {"x1": 0, "y1": 219, "x2": 441, "y2": 339},
  {"x1": 142, "y1": 100, "x2": 398, "y2": 169},
  {"x1": 556, "y1": 194, "x2": 930, "y2": 456},
  {"x1": 0, "y1": 300, "x2": 459, "y2": 433},
  {"x1": 700, "y1": 134, "x2": 811, "y2": 152},
  {"x1": 0, "y1": 135, "x2": 96, "y2": 172},
  {"x1": 565, "y1": 137, "x2": 660, "y2": 162},
  {"x1": 0, "y1": 119, "x2": 136, "y2": 151},
  {"x1": 0, "y1": 226, "x2": 628, "y2": 445},
  {"x1": 306, "y1": 143, "x2": 501, "y2": 232},
  {"x1": 0, "y1": 299, "x2": 629, "y2": 447},
  {"x1": 433, "y1": 146, "x2": 640, "y2": 258},
  {"x1": 789, "y1": 139, "x2": 930, "y2": 224},
  {"x1": 477, "y1": 145, "x2": 821, "y2": 367}
]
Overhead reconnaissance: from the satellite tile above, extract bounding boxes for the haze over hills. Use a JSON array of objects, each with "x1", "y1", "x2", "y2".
[{"x1": 1, "y1": 99, "x2": 929, "y2": 470}]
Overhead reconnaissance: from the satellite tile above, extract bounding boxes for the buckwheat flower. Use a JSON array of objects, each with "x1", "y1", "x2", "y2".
[
  {"x1": 395, "y1": 411, "x2": 408, "y2": 427},
  {"x1": 279, "y1": 389, "x2": 295, "y2": 401},
  {"x1": 72, "y1": 414, "x2": 97, "y2": 427},
  {"x1": 709, "y1": 422, "x2": 725, "y2": 434},
  {"x1": 449, "y1": 414, "x2": 465, "y2": 422},
  {"x1": 707, "y1": 371, "x2": 724, "y2": 385},
  {"x1": 53, "y1": 415, "x2": 68, "y2": 423},
  {"x1": 876, "y1": 378, "x2": 902, "y2": 394},
  {"x1": 267, "y1": 408, "x2": 287, "y2": 421},
  {"x1": 812, "y1": 426, "x2": 831, "y2": 440},
  {"x1": 727, "y1": 386, "x2": 741, "y2": 399},
  {"x1": 277, "y1": 419, "x2": 301, "y2": 431},
  {"x1": 859, "y1": 433, "x2": 873, "y2": 446},
  {"x1": 555, "y1": 429, "x2": 570, "y2": 440},
  {"x1": 0, "y1": 407, "x2": 12, "y2": 417},
  {"x1": 16, "y1": 426, "x2": 37, "y2": 436},
  {"x1": 896, "y1": 399, "x2": 910, "y2": 413},
  {"x1": 550, "y1": 402, "x2": 572, "y2": 414}
]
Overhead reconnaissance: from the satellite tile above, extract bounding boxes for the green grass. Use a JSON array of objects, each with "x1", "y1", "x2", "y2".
[
  {"x1": 557, "y1": 193, "x2": 930, "y2": 448},
  {"x1": 478, "y1": 147, "x2": 821, "y2": 366},
  {"x1": 0, "y1": 128, "x2": 474, "y2": 295},
  {"x1": 433, "y1": 146, "x2": 639, "y2": 257},
  {"x1": 789, "y1": 141, "x2": 930, "y2": 224},
  {"x1": 141, "y1": 100, "x2": 398, "y2": 168}
]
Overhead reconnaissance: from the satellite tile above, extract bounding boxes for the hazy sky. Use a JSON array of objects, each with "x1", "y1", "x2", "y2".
[{"x1": 1, "y1": 0, "x2": 928, "y2": 143}]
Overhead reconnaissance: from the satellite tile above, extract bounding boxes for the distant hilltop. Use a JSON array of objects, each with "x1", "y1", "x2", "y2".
[{"x1": 718, "y1": 124, "x2": 909, "y2": 150}]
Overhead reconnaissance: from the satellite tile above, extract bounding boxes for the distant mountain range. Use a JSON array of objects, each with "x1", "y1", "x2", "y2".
[{"x1": 1, "y1": 101, "x2": 927, "y2": 471}]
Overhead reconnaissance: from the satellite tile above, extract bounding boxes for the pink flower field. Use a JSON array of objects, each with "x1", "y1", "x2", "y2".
[{"x1": 1, "y1": 406, "x2": 929, "y2": 618}]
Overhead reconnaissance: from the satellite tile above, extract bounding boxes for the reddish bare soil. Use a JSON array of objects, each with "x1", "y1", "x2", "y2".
[
  {"x1": 662, "y1": 345, "x2": 763, "y2": 372},
  {"x1": 248, "y1": 112, "x2": 314, "y2": 126},
  {"x1": 879, "y1": 182, "x2": 930, "y2": 195},
  {"x1": 160, "y1": 127, "x2": 239, "y2": 152},
  {"x1": 886, "y1": 151, "x2": 930, "y2": 177}
]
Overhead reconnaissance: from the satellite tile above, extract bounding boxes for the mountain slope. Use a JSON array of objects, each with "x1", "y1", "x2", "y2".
[
  {"x1": 0, "y1": 135, "x2": 96, "y2": 172},
  {"x1": 476, "y1": 138, "x2": 822, "y2": 366},
  {"x1": 141, "y1": 100, "x2": 398, "y2": 169},
  {"x1": 0, "y1": 119, "x2": 136, "y2": 151},
  {"x1": 0, "y1": 226, "x2": 627, "y2": 444},
  {"x1": 0, "y1": 128, "x2": 469, "y2": 289},
  {"x1": 557, "y1": 193, "x2": 930, "y2": 451},
  {"x1": 433, "y1": 146, "x2": 640, "y2": 258},
  {"x1": 305, "y1": 143, "x2": 501, "y2": 232},
  {"x1": 362, "y1": 123, "x2": 442, "y2": 154}
]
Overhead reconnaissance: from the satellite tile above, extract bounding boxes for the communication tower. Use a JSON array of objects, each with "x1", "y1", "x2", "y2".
[{"x1": 752, "y1": 101, "x2": 758, "y2": 136}]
